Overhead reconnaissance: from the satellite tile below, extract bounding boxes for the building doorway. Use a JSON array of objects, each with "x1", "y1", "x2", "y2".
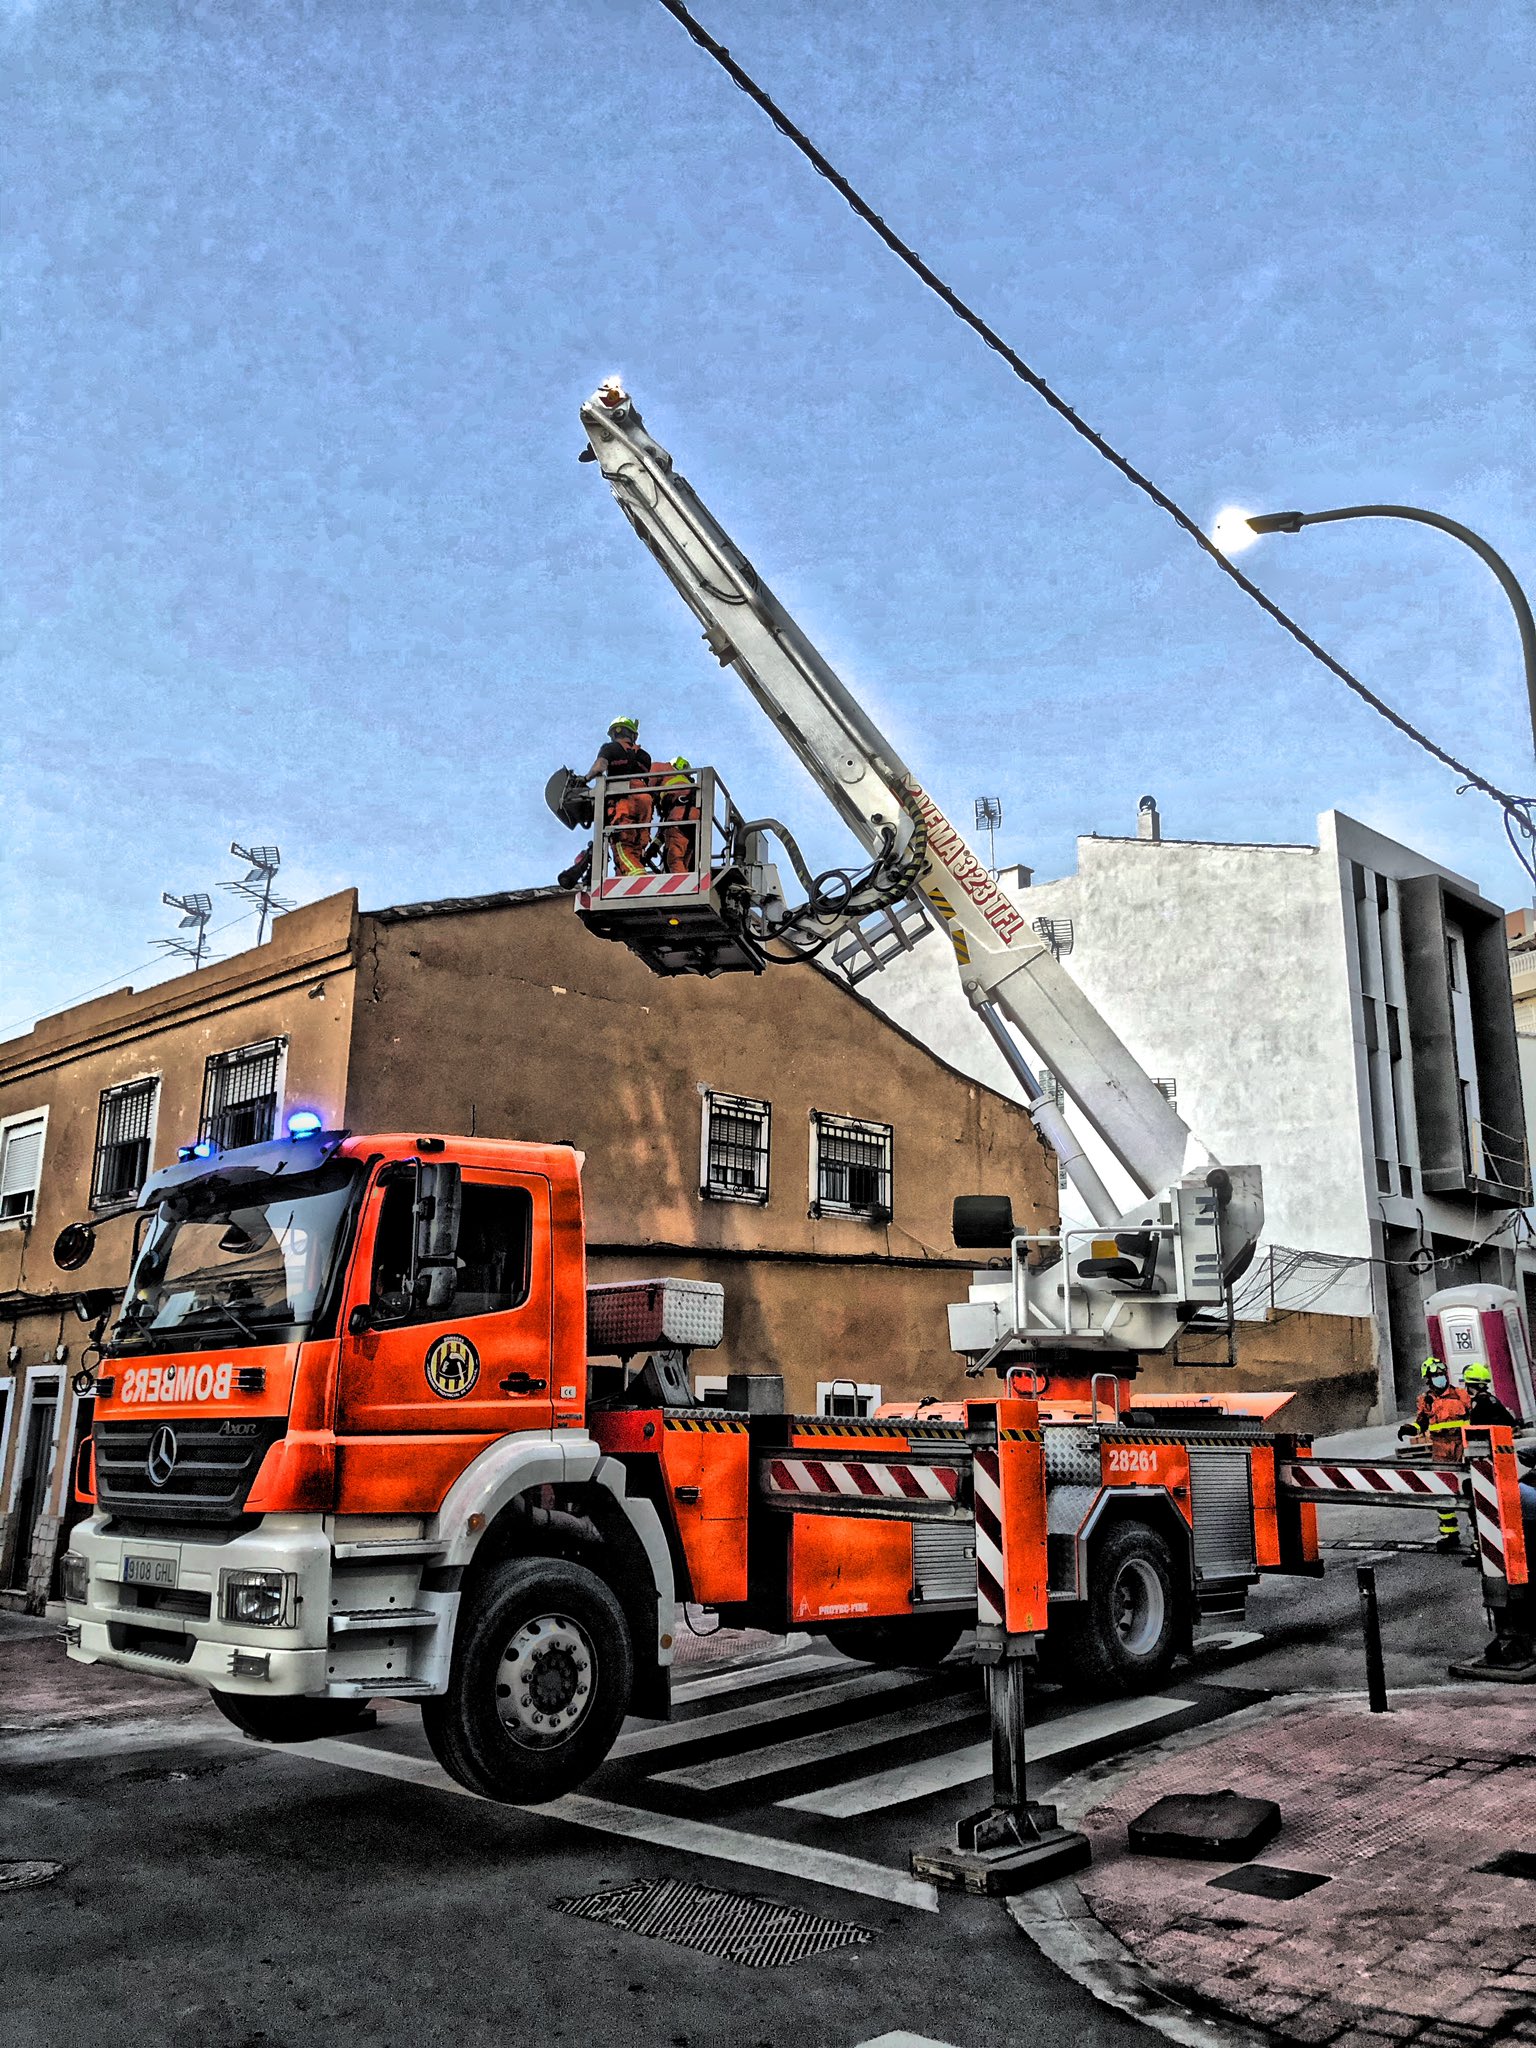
[
  {"x1": 6, "y1": 1377, "x2": 59, "y2": 1592},
  {"x1": 50, "y1": 1393, "x2": 94, "y2": 1599}
]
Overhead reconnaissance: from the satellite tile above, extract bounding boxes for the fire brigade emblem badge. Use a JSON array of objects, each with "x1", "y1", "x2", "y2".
[{"x1": 424, "y1": 1333, "x2": 480, "y2": 1400}]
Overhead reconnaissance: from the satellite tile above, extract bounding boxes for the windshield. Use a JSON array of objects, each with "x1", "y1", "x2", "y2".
[{"x1": 113, "y1": 1158, "x2": 361, "y2": 1353}]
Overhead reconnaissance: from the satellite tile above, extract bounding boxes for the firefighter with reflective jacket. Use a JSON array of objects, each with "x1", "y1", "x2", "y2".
[
  {"x1": 1462, "y1": 1361, "x2": 1518, "y2": 1430},
  {"x1": 556, "y1": 717, "x2": 654, "y2": 888},
  {"x1": 1399, "y1": 1355, "x2": 1472, "y2": 1551},
  {"x1": 654, "y1": 757, "x2": 700, "y2": 875}
]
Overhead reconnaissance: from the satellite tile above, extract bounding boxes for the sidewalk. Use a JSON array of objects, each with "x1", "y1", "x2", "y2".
[{"x1": 1068, "y1": 1690, "x2": 1536, "y2": 2048}]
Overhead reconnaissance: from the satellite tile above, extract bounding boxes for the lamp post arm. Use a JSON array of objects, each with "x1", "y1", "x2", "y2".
[{"x1": 1290, "y1": 504, "x2": 1536, "y2": 757}]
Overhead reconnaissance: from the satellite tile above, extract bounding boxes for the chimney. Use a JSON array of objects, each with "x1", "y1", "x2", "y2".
[{"x1": 1136, "y1": 795, "x2": 1161, "y2": 842}]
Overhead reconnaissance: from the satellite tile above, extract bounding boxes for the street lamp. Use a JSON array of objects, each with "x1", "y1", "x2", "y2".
[{"x1": 1238, "y1": 503, "x2": 1536, "y2": 758}]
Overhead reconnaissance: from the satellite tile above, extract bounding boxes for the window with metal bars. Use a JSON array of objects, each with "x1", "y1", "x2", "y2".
[
  {"x1": 810, "y1": 1111, "x2": 892, "y2": 1220},
  {"x1": 200, "y1": 1039, "x2": 284, "y2": 1152},
  {"x1": 92, "y1": 1078, "x2": 158, "y2": 1208},
  {"x1": 700, "y1": 1090, "x2": 771, "y2": 1203}
]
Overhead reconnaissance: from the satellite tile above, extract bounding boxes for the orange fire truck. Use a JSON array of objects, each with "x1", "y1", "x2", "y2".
[
  {"x1": 57, "y1": 1123, "x2": 1316, "y2": 1783},
  {"x1": 52, "y1": 1119, "x2": 1531, "y2": 1889},
  {"x1": 55, "y1": 383, "x2": 1533, "y2": 1891}
]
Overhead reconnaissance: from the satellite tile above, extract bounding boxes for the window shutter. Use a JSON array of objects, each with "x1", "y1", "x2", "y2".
[{"x1": 1, "y1": 1120, "x2": 44, "y2": 1204}]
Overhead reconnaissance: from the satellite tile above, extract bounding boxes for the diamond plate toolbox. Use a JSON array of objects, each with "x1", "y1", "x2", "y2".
[{"x1": 586, "y1": 1277, "x2": 725, "y2": 1355}]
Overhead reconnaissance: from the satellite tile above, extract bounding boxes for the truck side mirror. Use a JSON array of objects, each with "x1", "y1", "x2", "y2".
[
  {"x1": 54, "y1": 1222, "x2": 97, "y2": 1272},
  {"x1": 411, "y1": 1161, "x2": 463, "y2": 1315},
  {"x1": 953, "y1": 1194, "x2": 1016, "y2": 1250}
]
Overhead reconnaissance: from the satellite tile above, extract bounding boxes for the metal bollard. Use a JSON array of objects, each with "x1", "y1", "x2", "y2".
[{"x1": 1356, "y1": 1563, "x2": 1390, "y2": 1712}]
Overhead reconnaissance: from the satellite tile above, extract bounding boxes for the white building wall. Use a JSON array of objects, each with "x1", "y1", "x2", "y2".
[
  {"x1": 851, "y1": 817, "x2": 1378, "y2": 1325},
  {"x1": 850, "y1": 805, "x2": 1526, "y2": 1423}
]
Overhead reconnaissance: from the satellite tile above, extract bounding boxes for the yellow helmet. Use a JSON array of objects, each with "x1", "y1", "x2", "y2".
[{"x1": 1463, "y1": 1363, "x2": 1493, "y2": 1386}]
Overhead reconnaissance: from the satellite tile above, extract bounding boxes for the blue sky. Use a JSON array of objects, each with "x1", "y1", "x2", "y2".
[{"x1": 3, "y1": 0, "x2": 1532, "y2": 1034}]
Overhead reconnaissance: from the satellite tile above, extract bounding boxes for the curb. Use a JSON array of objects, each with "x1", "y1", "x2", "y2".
[{"x1": 1007, "y1": 1694, "x2": 1299, "y2": 2048}]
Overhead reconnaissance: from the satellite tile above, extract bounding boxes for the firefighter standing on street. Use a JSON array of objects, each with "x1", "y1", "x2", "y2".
[
  {"x1": 1462, "y1": 1362, "x2": 1518, "y2": 1429},
  {"x1": 654, "y1": 757, "x2": 700, "y2": 875},
  {"x1": 1399, "y1": 1355, "x2": 1473, "y2": 1551},
  {"x1": 1455, "y1": 1363, "x2": 1520, "y2": 1564}
]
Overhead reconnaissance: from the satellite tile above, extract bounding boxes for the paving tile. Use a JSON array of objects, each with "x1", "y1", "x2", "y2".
[
  {"x1": 1282, "y1": 1997, "x2": 1357, "y2": 2043},
  {"x1": 1243, "y1": 1992, "x2": 1314, "y2": 2022}
]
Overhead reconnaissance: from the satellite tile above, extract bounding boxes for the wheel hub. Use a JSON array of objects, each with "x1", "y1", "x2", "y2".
[
  {"x1": 1111, "y1": 1557, "x2": 1166, "y2": 1657},
  {"x1": 495, "y1": 1614, "x2": 596, "y2": 1748}
]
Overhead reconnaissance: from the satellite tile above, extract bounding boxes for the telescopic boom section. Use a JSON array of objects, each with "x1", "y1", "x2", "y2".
[{"x1": 578, "y1": 382, "x2": 1231, "y2": 1224}]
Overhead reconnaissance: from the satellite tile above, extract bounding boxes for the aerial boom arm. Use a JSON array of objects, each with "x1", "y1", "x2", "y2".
[{"x1": 579, "y1": 383, "x2": 1202, "y2": 1210}]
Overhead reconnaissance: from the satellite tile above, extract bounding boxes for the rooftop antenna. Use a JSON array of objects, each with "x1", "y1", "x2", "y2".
[
  {"x1": 156, "y1": 892, "x2": 214, "y2": 970},
  {"x1": 221, "y1": 843, "x2": 294, "y2": 945},
  {"x1": 973, "y1": 795, "x2": 1003, "y2": 876}
]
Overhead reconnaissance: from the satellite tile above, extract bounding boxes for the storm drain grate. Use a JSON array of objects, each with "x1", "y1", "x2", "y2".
[
  {"x1": 553, "y1": 1877, "x2": 874, "y2": 1968},
  {"x1": 0, "y1": 1860, "x2": 64, "y2": 1894}
]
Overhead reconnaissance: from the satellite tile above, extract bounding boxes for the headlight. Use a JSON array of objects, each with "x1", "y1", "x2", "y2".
[
  {"x1": 61, "y1": 1552, "x2": 88, "y2": 1605},
  {"x1": 219, "y1": 1568, "x2": 298, "y2": 1628}
]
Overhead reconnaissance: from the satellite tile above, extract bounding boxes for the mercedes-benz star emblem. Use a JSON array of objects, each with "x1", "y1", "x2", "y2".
[{"x1": 146, "y1": 1425, "x2": 179, "y2": 1489}]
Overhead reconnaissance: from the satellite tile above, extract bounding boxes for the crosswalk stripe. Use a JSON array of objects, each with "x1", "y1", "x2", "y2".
[
  {"x1": 265, "y1": 1735, "x2": 939, "y2": 1913},
  {"x1": 670, "y1": 1650, "x2": 836, "y2": 1705},
  {"x1": 856, "y1": 2035, "x2": 962, "y2": 2048},
  {"x1": 780, "y1": 1693, "x2": 1195, "y2": 1818},
  {"x1": 650, "y1": 1692, "x2": 985, "y2": 1793},
  {"x1": 610, "y1": 1667, "x2": 938, "y2": 1761}
]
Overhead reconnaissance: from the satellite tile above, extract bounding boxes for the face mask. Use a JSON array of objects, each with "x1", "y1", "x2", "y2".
[{"x1": 1430, "y1": 1377, "x2": 1448, "y2": 1391}]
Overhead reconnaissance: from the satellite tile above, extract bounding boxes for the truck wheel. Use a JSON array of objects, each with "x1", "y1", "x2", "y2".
[
  {"x1": 210, "y1": 1692, "x2": 375, "y2": 1743},
  {"x1": 823, "y1": 1617, "x2": 965, "y2": 1667},
  {"x1": 1063, "y1": 1520, "x2": 1178, "y2": 1695},
  {"x1": 421, "y1": 1556, "x2": 633, "y2": 1805}
]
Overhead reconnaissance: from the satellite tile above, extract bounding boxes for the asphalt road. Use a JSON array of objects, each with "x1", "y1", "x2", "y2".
[{"x1": 2, "y1": 1501, "x2": 1498, "y2": 2048}]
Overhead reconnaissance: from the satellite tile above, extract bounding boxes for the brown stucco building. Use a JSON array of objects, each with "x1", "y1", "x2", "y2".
[{"x1": 0, "y1": 886, "x2": 1056, "y2": 1610}]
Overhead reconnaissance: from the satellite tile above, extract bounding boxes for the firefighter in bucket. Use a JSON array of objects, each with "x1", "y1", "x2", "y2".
[{"x1": 654, "y1": 757, "x2": 700, "y2": 876}]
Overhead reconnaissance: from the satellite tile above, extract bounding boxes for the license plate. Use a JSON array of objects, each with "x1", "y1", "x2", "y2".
[{"x1": 123, "y1": 1554, "x2": 178, "y2": 1590}]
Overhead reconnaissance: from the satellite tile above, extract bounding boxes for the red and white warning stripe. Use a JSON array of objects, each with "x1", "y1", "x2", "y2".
[
  {"x1": 597, "y1": 873, "x2": 704, "y2": 899},
  {"x1": 1279, "y1": 1459, "x2": 1463, "y2": 1502},
  {"x1": 760, "y1": 1454, "x2": 964, "y2": 1518},
  {"x1": 971, "y1": 1445, "x2": 1005, "y2": 1627},
  {"x1": 1468, "y1": 1458, "x2": 1507, "y2": 1581}
]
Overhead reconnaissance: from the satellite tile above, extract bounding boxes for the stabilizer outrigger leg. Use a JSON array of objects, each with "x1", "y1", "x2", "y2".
[
  {"x1": 912, "y1": 1644, "x2": 1093, "y2": 1896},
  {"x1": 910, "y1": 1396, "x2": 1092, "y2": 1896},
  {"x1": 1448, "y1": 1427, "x2": 1536, "y2": 1684}
]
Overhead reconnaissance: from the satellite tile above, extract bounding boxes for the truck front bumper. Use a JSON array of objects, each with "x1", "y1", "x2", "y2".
[{"x1": 63, "y1": 1512, "x2": 333, "y2": 1697}]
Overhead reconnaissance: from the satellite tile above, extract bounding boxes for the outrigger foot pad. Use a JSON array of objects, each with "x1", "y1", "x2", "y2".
[
  {"x1": 1449, "y1": 1651, "x2": 1536, "y2": 1684},
  {"x1": 911, "y1": 1800, "x2": 1093, "y2": 1896}
]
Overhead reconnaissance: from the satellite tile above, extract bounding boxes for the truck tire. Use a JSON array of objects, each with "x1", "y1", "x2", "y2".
[
  {"x1": 210, "y1": 1692, "x2": 375, "y2": 1743},
  {"x1": 1060, "y1": 1520, "x2": 1178, "y2": 1695},
  {"x1": 823, "y1": 1617, "x2": 965, "y2": 1667},
  {"x1": 421, "y1": 1556, "x2": 634, "y2": 1805}
]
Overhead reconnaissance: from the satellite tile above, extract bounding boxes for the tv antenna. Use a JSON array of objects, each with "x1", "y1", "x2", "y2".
[
  {"x1": 157, "y1": 892, "x2": 214, "y2": 970},
  {"x1": 973, "y1": 795, "x2": 1003, "y2": 875},
  {"x1": 222, "y1": 843, "x2": 294, "y2": 945}
]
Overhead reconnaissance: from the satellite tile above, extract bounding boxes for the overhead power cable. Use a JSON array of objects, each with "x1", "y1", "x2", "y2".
[{"x1": 653, "y1": 0, "x2": 1536, "y2": 882}]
